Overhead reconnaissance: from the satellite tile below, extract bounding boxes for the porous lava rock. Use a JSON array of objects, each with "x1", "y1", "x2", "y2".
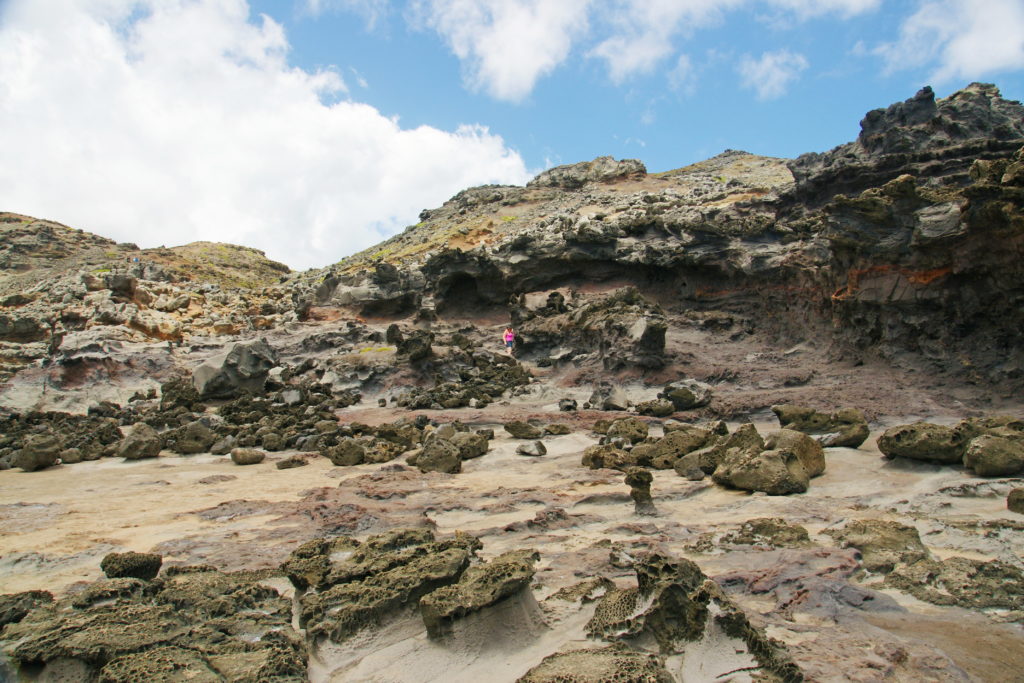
[
  {"x1": 885, "y1": 556, "x2": 1024, "y2": 610},
  {"x1": 230, "y1": 448, "x2": 265, "y2": 466},
  {"x1": 771, "y1": 404, "x2": 869, "y2": 448},
  {"x1": 290, "y1": 529, "x2": 479, "y2": 642},
  {"x1": 962, "y1": 434, "x2": 1024, "y2": 476},
  {"x1": 419, "y1": 549, "x2": 538, "y2": 638},
  {"x1": 518, "y1": 644, "x2": 673, "y2": 683},
  {"x1": 410, "y1": 438, "x2": 462, "y2": 474},
  {"x1": 824, "y1": 520, "x2": 929, "y2": 574},
  {"x1": 117, "y1": 423, "x2": 162, "y2": 460},
  {"x1": 659, "y1": 379, "x2": 713, "y2": 411},
  {"x1": 764, "y1": 428, "x2": 826, "y2": 478},
  {"x1": 100, "y1": 552, "x2": 163, "y2": 581},
  {"x1": 712, "y1": 447, "x2": 810, "y2": 495},
  {"x1": 1009, "y1": 488, "x2": 1024, "y2": 514},
  {"x1": 624, "y1": 467, "x2": 656, "y2": 516},
  {"x1": 505, "y1": 421, "x2": 544, "y2": 439},
  {"x1": 876, "y1": 422, "x2": 964, "y2": 463},
  {"x1": 12, "y1": 433, "x2": 62, "y2": 471}
]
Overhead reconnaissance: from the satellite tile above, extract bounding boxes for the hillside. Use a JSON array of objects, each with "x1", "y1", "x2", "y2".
[{"x1": 1, "y1": 83, "x2": 1024, "y2": 683}]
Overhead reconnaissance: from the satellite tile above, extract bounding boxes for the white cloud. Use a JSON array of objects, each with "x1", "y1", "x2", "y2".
[
  {"x1": 875, "y1": 0, "x2": 1024, "y2": 82},
  {"x1": 737, "y1": 49, "x2": 809, "y2": 99},
  {"x1": 589, "y1": 0, "x2": 741, "y2": 83},
  {"x1": 409, "y1": 0, "x2": 591, "y2": 102},
  {"x1": 667, "y1": 53, "x2": 696, "y2": 93},
  {"x1": 0, "y1": 0, "x2": 528, "y2": 270}
]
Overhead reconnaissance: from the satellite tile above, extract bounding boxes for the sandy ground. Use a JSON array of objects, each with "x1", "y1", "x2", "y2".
[{"x1": 2, "y1": 411, "x2": 1023, "y2": 681}]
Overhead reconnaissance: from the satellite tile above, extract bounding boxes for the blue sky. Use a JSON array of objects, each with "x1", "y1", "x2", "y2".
[{"x1": 1, "y1": 0, "x2": 1023, "y2": 270}]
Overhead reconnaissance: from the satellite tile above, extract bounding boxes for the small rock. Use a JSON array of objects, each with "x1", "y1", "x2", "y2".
[
  {"x1": 516, "y1": 441, "x2": 547, "y2": 457},
  {"x1": 504, "y1": 421, "x2": 544, "y2": 439},
  {"x1": 558, "y1": 398, "x2": 578, "y2": 411},
  {"x1": 1008, "y1": 488, "x2": 1024, "y2": 514},
  {"x1": 230, "y1": 448, "x2": 266, "y2": 465},
  {"x1": 276, "y1": 455, "x2": 309, "y2": 469}
]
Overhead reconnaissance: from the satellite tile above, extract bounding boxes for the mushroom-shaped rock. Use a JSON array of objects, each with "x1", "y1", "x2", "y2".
[{"x1": 624, "y1": 467, "x2": 656, "y2": 516}]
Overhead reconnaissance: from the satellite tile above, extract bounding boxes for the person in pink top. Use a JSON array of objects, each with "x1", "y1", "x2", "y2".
[{"x1": 503, "y1": 326, "x2": 515, "y2": 354}]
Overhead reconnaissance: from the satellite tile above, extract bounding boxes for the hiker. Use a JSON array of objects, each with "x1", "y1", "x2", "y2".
[{"x1": 503, "y1": 326, "x2": 516, "y2": 354}]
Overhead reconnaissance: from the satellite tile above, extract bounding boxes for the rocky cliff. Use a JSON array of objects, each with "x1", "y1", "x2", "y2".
[
  {"x1": 292, "y1": 83, "x2": 1024, "y2": 385},
  {"x1": 1, "y1": 83, "x2": 1022, "y2": 402}
]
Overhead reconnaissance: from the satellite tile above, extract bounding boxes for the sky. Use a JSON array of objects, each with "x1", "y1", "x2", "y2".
[{"x1": 1, "y1": 1, "x2": 1023, "y2": 271}]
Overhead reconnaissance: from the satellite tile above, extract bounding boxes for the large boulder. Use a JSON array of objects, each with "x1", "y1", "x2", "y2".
[
  {"x1": 504, "y1": 421, "x2": 544, "y2": 439},
  {"x1": 876, "y1": 422, "x2": 964, "y2": 463},
  {"x1": 659, "y1": 379, "x2": 713, "y2": 411},
  {"x1": 771, "y1": 404, "x2": 869, "y2": 448},
  {"x1": 962, "y1": 435, "x2": 1024, "y2": 476},
  {"x1": 412, "y1": 438, "x2": 462, "y2": 474},
  {"x1": 192, "y1": 339, "x2": 279, "y2": 399},
  {"x1": 170, "y1": 421, "x2": 217, "y2": 455},
  {"x1": 449, "y1": 432, "x2": 488, "y2": 459},
  {"x1": 606, "y1": 417, "x2": 648, "y2": 445},
  {"x1": 764, "y1": 428, "x2": 826, "y2": 478},
  {"x1": 588, "y1": 383, "x2": 629, "y2": 411},
  {"x1": 117, "y1": 423, "x2": 163, "y2": 460},
  {"x1": 712, "y1": 448, "x2": 810, "y2": 495},
  {"x1": 13, "y1": 434, "x2": 63, "y2": 471},
  {"x1": 527, "y1": 156, "x2": 646, "y2": 189}
]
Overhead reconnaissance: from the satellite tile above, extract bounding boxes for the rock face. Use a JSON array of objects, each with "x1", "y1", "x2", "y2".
[{"x1": 192, "y1": 338, "x2": 279, "y2": 399}]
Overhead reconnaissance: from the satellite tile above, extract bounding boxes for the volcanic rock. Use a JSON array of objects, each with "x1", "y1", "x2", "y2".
[
  {"x1": 771, "y1": 404, "x2": 870, "y2": 448},
  {"x1": 824, "y1": 520, "x2": 929, "y2": 574},
  {"x1": 419, "y1": 549, "x2": 538, "y2": 638},
  {"x1": 13, "y1": 433, "x2": 62, "y2": 471},
  {"x1": 100, "y1": 552, "x2": 162, "y2": 581},
  {"x1": 230, "y1": 448, "x2": 265, "y2": 466},
  {"x1": 117, "y1": 423, "x2": 162, "y2": 460},
  {"x1": 962, "y1": 434, "x2": 1024, "y2": 476},
  {"x1": 516, "y1": 441, "x2": 547, "y2": 457},
  {"x1": 192, "y1": 338, "x2": 279, "y2": 399}
]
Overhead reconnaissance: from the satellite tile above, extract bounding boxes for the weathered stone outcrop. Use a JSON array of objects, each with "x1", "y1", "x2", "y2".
[
  {"x1": 0, "y1": 564, "x2": 305, "y2": 681},
  {"x1": 771, "y1": 404, "x2": 869, "y2": 448},
  {"x1": 192, "y1": 338, "x2": 279, "y2": 399}
]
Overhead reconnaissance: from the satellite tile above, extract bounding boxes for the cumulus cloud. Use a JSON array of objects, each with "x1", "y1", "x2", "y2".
[
  {"x1": 589, "y1": 0, "x2": 741, "y2": 84},
  {"x1": 412, "y1": 0, "x2": 879, "y2": 97},
  {"x1": 875, "y1": 0, "x2": 1024, "y2": 82},
  {"x1": 409, "y1": 0, "x2": 591, "y2": 102},
  {"x1": 0, "y1": 0, "x2": 528, "y2": 270},
  {"x1": 737, "y1": 49, "x2": 809, "y2": 99}
]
